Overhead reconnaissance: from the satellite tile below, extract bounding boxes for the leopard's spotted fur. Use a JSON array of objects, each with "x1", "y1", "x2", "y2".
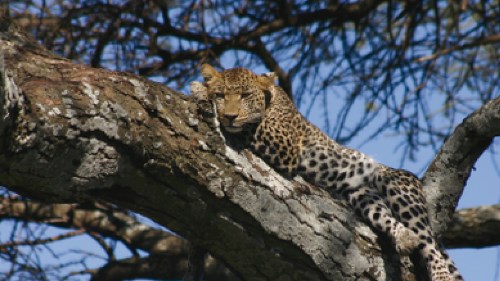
[{"x1": 191, "y1": 64, "x2": 463, "y2": 281}]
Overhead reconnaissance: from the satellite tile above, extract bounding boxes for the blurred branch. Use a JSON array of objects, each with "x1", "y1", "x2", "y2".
[
  {"x1": 183, "y1": 244, "x2": 207, "y2": 281},
  {"x1": 89, "y1": 254, "x2": 186, "y2": 281},
  {"x1": 0, "y1": 195, "x2": 238, "y2": 280},
  {"x1": 0, "y1": 229, "x2": 85, "y2": 249},
  {"x1": 444, "y1": 204, "x2": 500, "y2": 249},
  {"x1": 239, "y1": 0, "x2": 385, "y2": 37},
  {"x1": 415, "y1": 34, "x2": 500, "y2": 62},
  {"x1": 0, "y1": 197, "x2": 185, "y2": 254}
]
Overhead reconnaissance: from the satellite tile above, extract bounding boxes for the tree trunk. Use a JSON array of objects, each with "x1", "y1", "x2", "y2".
[{"x1": 1, "y1": 17, "x2": 498, "y2": 281}]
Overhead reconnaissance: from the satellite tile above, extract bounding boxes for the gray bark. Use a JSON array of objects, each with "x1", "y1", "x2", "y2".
[
  {"x1": 423, "y1": 99, "x2": 500, "y2": 236},
  {"x1": 1, "y1": 17, "x2": 498, "y2": 281}
]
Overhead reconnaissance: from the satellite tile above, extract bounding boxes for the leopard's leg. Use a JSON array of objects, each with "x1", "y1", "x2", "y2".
[
  {"x1": 374, "y1": 167, "x2": 462, "y2": 281},
  {"x1": 339, "y1": 185, "x2": 420, "y2": 256},
  {"x1": 297, "y1": 146, "x2": 419, "y2": 255},
  {"x1": 440, "y1": 246, "x2": 464, "y2": 281}
]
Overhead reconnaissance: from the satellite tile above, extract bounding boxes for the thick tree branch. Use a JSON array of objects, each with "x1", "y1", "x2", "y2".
[
  {"x1": 423, "y1": 98, "x2": 500, "y2": 236},
  {"x1": 0, "y1": 18, "x2": 402, "y2": 281}
]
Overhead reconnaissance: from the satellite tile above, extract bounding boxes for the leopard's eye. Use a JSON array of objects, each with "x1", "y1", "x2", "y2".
[
  {"x1": 214, "y1": 93, "x2": 225, "y2": 99},
  {"x1": 241, "y1": 92, "x2": 251, "y2": 99}
]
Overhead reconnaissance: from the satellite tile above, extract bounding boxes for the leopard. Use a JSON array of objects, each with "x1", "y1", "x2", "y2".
[{"x1": 191, "y1": 64, "x2": 463, "y2": 281}]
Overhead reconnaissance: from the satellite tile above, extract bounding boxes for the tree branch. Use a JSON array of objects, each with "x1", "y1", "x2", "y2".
[
  {"x1": 88, "y1": 253, "x2": 237, "y2": 281},
  {"x1": 0, "y1": 196, "x2": 238, "y2": 280},
  {"x1": 89, "y1": 255, "x2": 186, "y2": 281},
  {"x1": 444, "y1": 204, "x2": 500, "y2": 249},
  {"x1": 0, "y1": 228, "x2": 85, "y2": 249},
  {"x1": 415, "y1": 34, "x2": 500, "y2": 62},
  {"x1": 423, "y1": 98, "x2": 500, "y2": 236},
  {"x1": 0, "y1": 197, "x2": 187, "y2": 254},
  {"x1": 0, "y1": 17, "x2": 398, "y2": 281},
  {"x1": 239, "y1": 0, "x2": 385, "y2": 39},
  {"x1": 184, "y1": 244, "x2": 207, "y2": 281}
]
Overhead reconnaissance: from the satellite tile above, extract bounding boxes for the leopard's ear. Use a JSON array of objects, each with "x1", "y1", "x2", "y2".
[
  {"x1": 258, "y1": 72, "x2": 277, "y2": 88},
  {"x1": 200, "y1": 64, "x2": 222, "y2": 82},
  {"x1": 257, "y1": 72, "x2": 277, "y2": 108}
]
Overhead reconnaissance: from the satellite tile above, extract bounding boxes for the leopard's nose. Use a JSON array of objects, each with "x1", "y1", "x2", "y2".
[{"x1": 224, "y1": 113, "x2": 238, "y2": 122}]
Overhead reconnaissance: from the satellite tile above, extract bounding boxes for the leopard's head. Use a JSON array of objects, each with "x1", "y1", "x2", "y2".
[{"x1": 201, "y1": 64, "x2": 276, "y2": 133}]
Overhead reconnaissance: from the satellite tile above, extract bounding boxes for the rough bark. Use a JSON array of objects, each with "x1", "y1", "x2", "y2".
[
  {"x1": 423, "y1": 98, "x2": 500, "y2": 236},
  {"x1": 0, "y1": 18, "x2": 401, "y2": 281},
  {"x1": 0, "y1": 17, "x2": 498, "y2": 281}
]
